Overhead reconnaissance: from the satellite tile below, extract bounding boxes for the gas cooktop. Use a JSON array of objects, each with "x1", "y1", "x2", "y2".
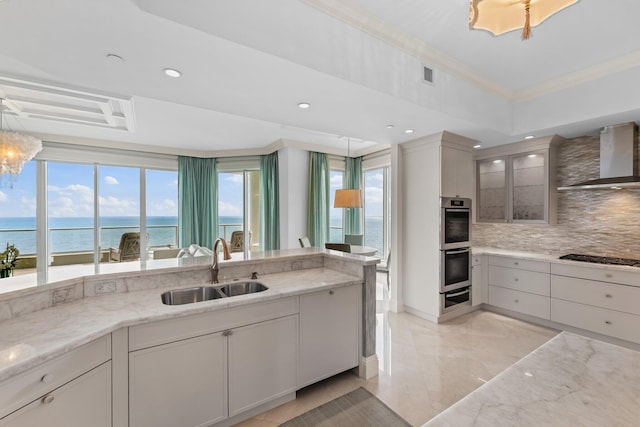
[{"x1": 559, "y1": 253, "x2": 640, "y2": 267}]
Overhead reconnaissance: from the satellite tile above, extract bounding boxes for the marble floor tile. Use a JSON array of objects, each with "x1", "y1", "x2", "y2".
[{"x1": 235, "y1": 279, "x2": 558, "y2": 427}]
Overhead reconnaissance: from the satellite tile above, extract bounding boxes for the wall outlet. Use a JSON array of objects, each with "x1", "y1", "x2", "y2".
[
  {"x1": 52, "y1": 287, "x2": 74, "y2": 306},
  {"x1": 95, "y1": 281, "x2": 117, "y2": 295}
]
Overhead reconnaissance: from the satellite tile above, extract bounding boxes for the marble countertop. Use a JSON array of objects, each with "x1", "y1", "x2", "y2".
[
  {"x1": 0, "y1": 266, "x2": 361, "y2": 383},
  {"x1": 473, "y1": 246, "x2": 640, "y2": 274},
  {"x1": 424, "y1": 331, "x2": 640, "y2": 426}
]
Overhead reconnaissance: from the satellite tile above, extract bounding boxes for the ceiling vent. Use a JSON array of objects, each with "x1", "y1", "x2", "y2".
[{"x1": 423, "y1": 66, "x2": 434, "y2": 84}]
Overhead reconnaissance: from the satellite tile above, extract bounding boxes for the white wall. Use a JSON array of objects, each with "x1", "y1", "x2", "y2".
[{"x1": 278, "y1": 147, "x2": 309, "y2": 249}]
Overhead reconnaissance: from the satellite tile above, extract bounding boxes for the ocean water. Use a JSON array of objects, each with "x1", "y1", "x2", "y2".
[{"x1": 0, "y1": 216, "x2": 385, "y2": 255}]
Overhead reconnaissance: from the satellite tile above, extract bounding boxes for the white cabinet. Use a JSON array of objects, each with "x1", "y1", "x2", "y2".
[
  {"x1": 441, "y1": 145, "x2": 474, "y2": 198},
  {"x1": 0, "y1": 336, "x2": 111, "y2": 425},
  {"x1": 299, "y1": 284, "x2": 360, "y2": 388},
  {"x1": 129, "y1": 332, "x2": 227, "y2": 427},
  {"x1": 471, "y1": 254, "x2": 484, "y2": 306},
  {"x1": 475, "y1": 136, "x2": 561, "y2": 224},
  {"x1": 128, "y1": 297, "x2": 299, "y2": 427},
  {"x1": 229, "y1": 316, "x2": 298, "y2": 417},
  {"x1": 550, "y1": 264, "x2": 640, "y2": 344},
  {"x1": 0, "y1": 362, "x2": 112, "y2": 427},
  {"x1": 486, "y1": 255, "x2": 550, "y2": 319}
]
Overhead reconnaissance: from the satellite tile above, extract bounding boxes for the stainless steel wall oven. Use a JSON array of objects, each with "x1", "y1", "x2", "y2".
[{"x1": 440, "y1": 197, "x2": 472, "y2": 313}]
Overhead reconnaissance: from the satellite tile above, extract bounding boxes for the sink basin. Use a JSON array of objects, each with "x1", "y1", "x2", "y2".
[
  {"x1": 217, "y1": 281, "x2": 268, "y2": 297},
  {"x1": 161, "y1": 286, "x2": 224, "y2": 305}
]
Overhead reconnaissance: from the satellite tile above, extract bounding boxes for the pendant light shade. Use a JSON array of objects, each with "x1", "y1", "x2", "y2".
[
  {"x1": 469, "y1": 0, "x2": 579, "y2": 40},
  {"x1": 334, "y1": 188, "x2": 363, "y2": 208},
  {"x1": 0, "y1": 99, "x2": 42, "y2": 178}
]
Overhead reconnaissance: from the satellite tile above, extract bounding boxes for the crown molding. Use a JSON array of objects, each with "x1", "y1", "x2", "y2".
[{"x1": 512, "y1": 50, "x2": 640, "y2": 102}]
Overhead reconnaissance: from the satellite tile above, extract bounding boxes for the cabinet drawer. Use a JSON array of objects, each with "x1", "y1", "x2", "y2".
[
  {"x1": 489, "y1": 255, "x2": 549, "y2": 273},
  {"x1": 0, "y1": 335, "x2": 111, "y2": 418},
  {"x1": 488, "y1": 266, "x2": 550, "y2": 296},
  {"x1": 488, "y1": 285, "x2": 550, "y2": 319},
  {"x1": 551, "y1": 299, "x2": 640, "y2": 344},
  {"x1": 129, "y1": 296, "x2": 298, "y2": 351},
  {"x1": 551, "y1": 275, "x2": 640, "y2": 316},
  {"x1": 551, "y1": 263, "x2": 640, "y2": 287}
]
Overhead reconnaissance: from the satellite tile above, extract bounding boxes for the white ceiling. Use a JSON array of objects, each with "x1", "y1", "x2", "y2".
[{"x1": 0, "y1": 0, "x2": 639, "y2": 155}]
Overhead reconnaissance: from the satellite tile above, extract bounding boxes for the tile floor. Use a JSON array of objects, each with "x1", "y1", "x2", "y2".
[{"x1": 235, "y1": 274, "x2": 558, "y2": 427}]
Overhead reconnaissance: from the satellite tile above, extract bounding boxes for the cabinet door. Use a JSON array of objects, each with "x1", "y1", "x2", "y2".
[
  {"x1": 129, "y1": 333, "x2": 227, "y2": 427},
  {"x1": 0, "y1": 362, "x2": 111, "y2": 427},
  {"x1": 228, "y1": 315, "x2": 298, "y2": 417},
  {"x1": 471, "y1": 261, "x2": 483, "y2": 306},
  {"x1": 441, "y1": 146, "x2": 473, "y2": 198},
  {"x1": 511, "y1": 152, "x2": 546, "y2": 221},
  {"x1": 299, "y1": 285, "x2": 360, "y2": 388},
  {"x1": 477, "y1": 157, "x2": 507, "y2": 221}
]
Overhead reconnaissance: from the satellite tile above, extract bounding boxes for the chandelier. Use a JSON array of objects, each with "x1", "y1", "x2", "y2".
[
  {"x1": 0, "y1": 99, "x2": 42, "y2": 178},
  {"x1": 469, "y1": 0, "x2": 579, "y2": 40}
]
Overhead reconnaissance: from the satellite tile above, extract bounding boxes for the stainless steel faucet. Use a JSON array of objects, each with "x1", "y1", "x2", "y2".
[{"x1": 211, "y1": 237, "x2": 232, "y2": 284}]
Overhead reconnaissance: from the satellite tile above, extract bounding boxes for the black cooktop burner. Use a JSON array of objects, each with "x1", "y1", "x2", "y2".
[{"x1": 559, "y1": 253, "x2": 640, "y2": 267}]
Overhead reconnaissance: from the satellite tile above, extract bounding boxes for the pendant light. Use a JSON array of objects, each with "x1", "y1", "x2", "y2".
[
  {"x1": 0, "y1": 98, "x2": 42, "y2": 180},
  {"x1": 334, "y1": 138, "x2": 363, "y2": 208}
]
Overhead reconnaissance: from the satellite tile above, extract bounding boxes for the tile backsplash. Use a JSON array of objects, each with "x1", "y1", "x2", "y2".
[{"x1": 473, "y1": 134, "x2": 640, "y2": 257}]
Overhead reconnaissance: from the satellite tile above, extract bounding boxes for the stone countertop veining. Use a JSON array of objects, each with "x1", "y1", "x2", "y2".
[
  {"x1": 0, "y1": 266, "x2": 362, "y2": 383},
  {"x1": 423, "y1": 331, "x2": 640, "y2": 427}
]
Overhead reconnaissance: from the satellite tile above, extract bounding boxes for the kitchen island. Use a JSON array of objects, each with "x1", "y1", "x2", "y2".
[{"x1": 424, "y1": 331, "x2": 640, "y2": 426}]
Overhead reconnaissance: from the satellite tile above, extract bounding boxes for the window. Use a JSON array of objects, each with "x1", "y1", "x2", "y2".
[
  {"x1": 0, "y1": 143, "x2": 178, "y2": 285},
  {"x1": 362, "y1": 154, "x2": 391, "y2": 262},
  {"x1": 217, "y1": 159, "x2": 260, "y2": 254},
  {"x1": 329, "y1": 169, "x2": 344, "y2": 242}
]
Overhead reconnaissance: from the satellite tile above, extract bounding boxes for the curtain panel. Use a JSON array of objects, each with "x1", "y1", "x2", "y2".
[
  {"x1": 344, "y1": 156, "x2": 363, "y2": 235},
  {"x1": 178, "y1": 156, "x2": 217, "y2": 249},
  {"x1": 307, "y1": 152, "x2": 330, "y2": 247},
  {"x1": 259, "y1": 152, "x2": 280, "y2": 251}
]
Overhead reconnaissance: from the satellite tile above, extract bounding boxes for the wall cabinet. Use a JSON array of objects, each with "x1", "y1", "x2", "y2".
[
  {"x1": 128, "y1": 297, "x2": 299, "y2": 427},
  {"x1": 441, "y1": 145, "x2": 474, "y2": 198},
  {"x1": 475, "y1": 136, "x2": 560, "y2": 224},
  {"x1": 0, "y1": 336, "x2": 111, "y2": 427},
  {"x1": 299, "y1": 284, "x2": 360, "y2": 388}
]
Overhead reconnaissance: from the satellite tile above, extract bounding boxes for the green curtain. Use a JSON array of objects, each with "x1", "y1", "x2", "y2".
[
  {"x1": 307, "y1": 152, "x2": 330, "y2": 247},
  {"x1": 259, "y1": 152, "x2": 280, "y2": 251},
  {"x1": 344, "y1": 156, "x2": 363, "y2": 235},
  {"x1": 178, "y1": 156, "x2": 218, "y2": 249}
]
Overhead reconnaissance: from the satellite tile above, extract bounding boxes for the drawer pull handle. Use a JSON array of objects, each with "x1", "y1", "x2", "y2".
[
  {"x1": 605, "y1": 273, "x2": 613, "y2": 278},
  {"x1": 605, "y1": 294, "x2": 613, "y2": 298},
  {"x1": 514, "y1": 262, "x2": 519, "y2": 266},
  {"x1": 42, "y1": 394, "x2": 55, "y2": 404},
  {"x1": 40, "y1": 374, "x2": 53, "y2": 384},
  {"x1": 514, "y1": 278, "x2": 519, "y2": 282},
  {"x1": 329, "y1": 290, "x2": 334, "y2": 295},
  {"x1": 514, "y1": 299, "x2": 519, "y2": 303},
  {"x1": 605, "y1": 321, "x2": 612, "y2": 325}
]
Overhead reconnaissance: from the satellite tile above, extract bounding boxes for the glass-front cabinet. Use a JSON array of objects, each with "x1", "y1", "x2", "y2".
[{"x1": 475, "y1": 136, "x2": 560, "y2": 224}]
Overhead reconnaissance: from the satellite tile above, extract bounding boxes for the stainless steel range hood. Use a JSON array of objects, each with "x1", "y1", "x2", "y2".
[{"x1": 558, "y1": 122, "x2": 640, "y2": 190}]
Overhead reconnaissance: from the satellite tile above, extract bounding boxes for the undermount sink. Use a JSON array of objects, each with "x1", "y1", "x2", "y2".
[
  {"x1": 217, "y1": 281, "x2": 268, "y2": 297},
  {"x1": 161, "y1": 286, "x2": 224, "y2": 305},
  {"x1": 161, "y1": 282, "x2": 268, "y2": 305}
]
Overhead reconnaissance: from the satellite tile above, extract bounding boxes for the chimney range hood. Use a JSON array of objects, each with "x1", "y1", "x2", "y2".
[{"x1": 558, "y1": 122, "x2": 640, "y2": 190}]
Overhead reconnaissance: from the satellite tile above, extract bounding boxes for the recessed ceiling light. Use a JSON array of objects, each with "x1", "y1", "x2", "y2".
[
  {"x1": 386, "y1": 125, "x2": 394, "y2": 129},
  {"x1": 493, "y1": 159, "x2": 502, "y2": 164},
  {"x1": 106, "y1": 53, "x2": 124, "y2": 63},
  {"x1": 297, "y1": 102, "x2": 311, "y2": 109},
  {"x1": 404, "y1": 129, "x2": 414, "y2": 134},
  {"x1": 473, "y1": 144, "x2": 482, "y2": 149},
  {"x1": 528, "y1": 154, "x2": 537, "y2": 158},
  {"x1": 524, "y1": 135, "x2": 535, "y2": 139},
  {"x1": 163, "y1": 68, "x2": 182, "y2": 78}
]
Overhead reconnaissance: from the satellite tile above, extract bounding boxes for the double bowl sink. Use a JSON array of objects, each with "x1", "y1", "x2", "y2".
[{"x1": 161, "y1": 282, "x2": 268, "y2": 305}]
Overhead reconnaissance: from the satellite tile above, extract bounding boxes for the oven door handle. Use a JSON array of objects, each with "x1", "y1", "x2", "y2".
[
  {"x1": 446, "y1": 288, "x2": 470, "y2": 298},
  {"x1": 444, "y1": 248, "x2": 470, "y2": 254},
  {"x1": 444, "y1": 208, "x2": 470, "y2": 213}
]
